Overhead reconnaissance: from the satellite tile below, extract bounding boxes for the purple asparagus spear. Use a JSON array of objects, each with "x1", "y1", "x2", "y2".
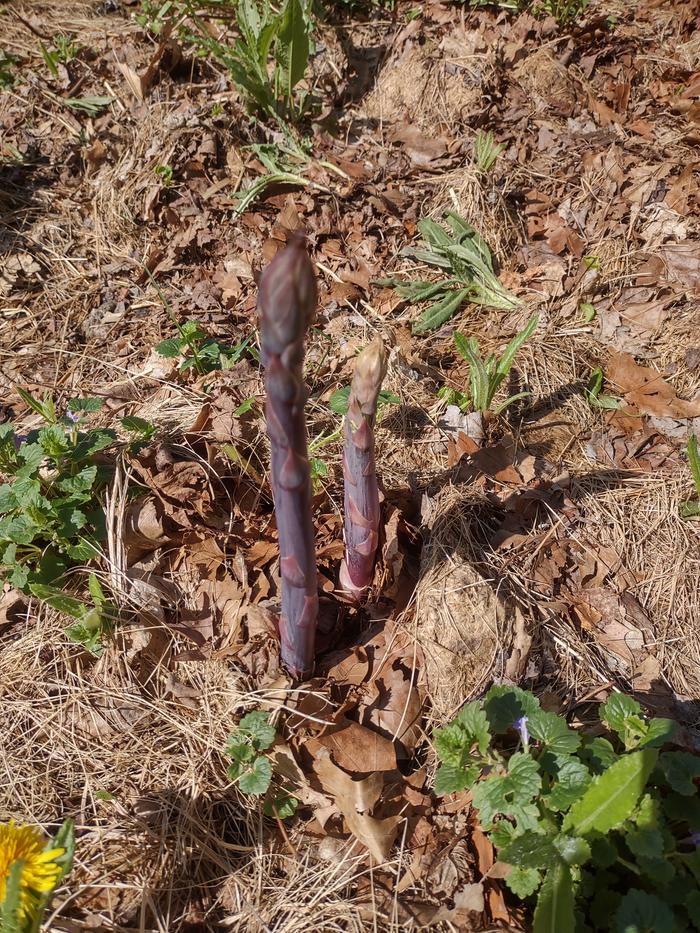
[
  {"x1": 339, "y1": 338, "x2": 388, "y2": 602},
  {"x1": 257, "y1": 237, "x2": 318, "y2": 678}
]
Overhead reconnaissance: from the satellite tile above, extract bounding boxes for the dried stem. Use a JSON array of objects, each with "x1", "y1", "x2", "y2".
[
  {"x1": 340, "y1": 339, "x2": 388, "y2": 602},
  {"x1": 258, "y1": 236, "x2": 318, "y2": 678}
]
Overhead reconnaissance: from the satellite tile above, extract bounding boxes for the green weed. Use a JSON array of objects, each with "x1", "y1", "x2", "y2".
[
  {"x1": 225, "y1": 711, "x2": 298, "y2": 818},
  {"x1": 473, "y1": 129, "x2": 505, "y2": 173},
  {"x1": 376, "y1": 212, "x2": 520, "y2": 333},
  {"x1": 433, "y1": 686, "x2": 700, "y2": 932},
  {"x1": 0, "y1": 49, "x2": 18, "y2": 89},
  {"x1": 0, "y1": 392, "x2": 115, "y2": 594},
  {"x1": 156, "y1": 322, "x2": 254, "y2": 374},
  {"x1": 453, "y1": 315, "x2": 537, "y2": 414},
  {"x1": 584, "y1": 367, "x2": 622, "y2": 410},
  {"x1": 679, "y1": 435, "x2": 700, "y2": 519}
]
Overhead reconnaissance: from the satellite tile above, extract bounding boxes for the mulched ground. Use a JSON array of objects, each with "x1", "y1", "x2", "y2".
[{"x1": 1, "y1": 0, "x2": 700, "y2": 929}]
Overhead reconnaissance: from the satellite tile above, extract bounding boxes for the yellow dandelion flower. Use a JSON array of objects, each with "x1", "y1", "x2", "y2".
[{"x1": 0, "y1": 821, "x2": 64, "y2": 921}]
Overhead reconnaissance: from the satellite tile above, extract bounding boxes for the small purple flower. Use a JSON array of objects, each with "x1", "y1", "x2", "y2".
[
  {"x1": 690, "y1": 830, "x2": 700, "y2": 847},
  {"x1": 66, "y1": 410, "x2": 80, "y2": 424},
  {"x1": 515, "y1": 715, "x2": 530, "y2": 749},
  {"x1": 12, "y1": 433, "x2": 27, "y2": 450}
]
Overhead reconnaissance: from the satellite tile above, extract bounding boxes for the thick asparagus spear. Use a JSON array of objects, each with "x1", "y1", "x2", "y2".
[
  {"x1": 257, "y1": 237, "x2": 318, "y2": 678},
  {"x1": 339, "y1": 339, "x2": 388, "y2": 602}
]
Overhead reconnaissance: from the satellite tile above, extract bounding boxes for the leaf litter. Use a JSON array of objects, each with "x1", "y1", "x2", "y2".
[{"x1": 1, "y1": 0, "x2": 700, "y2": 930}]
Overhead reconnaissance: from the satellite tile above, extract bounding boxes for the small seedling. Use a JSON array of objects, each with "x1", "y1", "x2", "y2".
[
  {"x1": 156, "y1": 322, "x2": 254, "y2": 375},
  {"x1": 376, "y1": 212, "x2": 520, "y2": 333},
  {"x1": 580, "y1": 302, "x2": 596, "y2": 323},
  {"x1": 62, "y1": 95, "x2": 113, "y2": 116},
  {"x1": 153, "y1": 164, "x2": 174, "y2": 187},
  {"x1": 225, "y1": 711, "x2": 298, "y2": 818},
  {"x1": 0, "y1": 391, "x2": 115, "y2": 593},
  {"x1": 33, "y1": 573, "x2": 116, "y2": 655},
  {"x1": 40, "y1": 34, "x2": 79, "y2": 76},
  {"x1": 583, "y1": 254, "x2": 601, "y2": 271},
  {"x1": 532, "y1": 0, "x2": 588, "y2": 26},
  {"x1": 433, "y1": 686, "x2": 699, "y2": 932},
  {"x1": 584, "y1": 367, "x2": 622, "y2": 410},
  {"x1": 453, "y1": 315, "x2": 538, "y2": 414},
  {"x1": 0, "y1": 49, "x2": 17, "y2": 89},
  {"x1": 437, "y1": 386, "x2": 470, "y2": 412},
  {"x1": 473, "y1": 129, "x2": 506, "y2": 173},
  {"x1": 679, "y1": 435, "x2": 700, "y2": 519}
]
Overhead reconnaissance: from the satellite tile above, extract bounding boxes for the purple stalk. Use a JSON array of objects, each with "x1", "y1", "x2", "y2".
[
  {"x1": 340, "y1": 338, "x2": 388, "y2": 602},
  {"x1": 257, "y1": 237, "x2": 318, "y2": 679}
]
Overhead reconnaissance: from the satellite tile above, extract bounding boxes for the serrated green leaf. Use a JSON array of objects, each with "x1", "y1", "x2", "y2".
[
  {"x1": 659, "y1": 751, "x2": 700, "y2": 795},
  {"x1": 239, "y1": 711, "x2": 276, "y2": 750},
  {"x1": 552, "y1": 833, "x2": 591, "y2": 866},
  {"x1": 0, "y1": 513, "x2": 40, "y2": 545},
  {"x1": 238, "y1": 755, "x2": 272, "y2": 795},
  {"x1": 121, "y1": 415, "x2": 155, "y2": 436},
  {"x1": 57, "y1": 465, "x2": 97, "y2": 495},
  {"x1": 329, "y1": 386, "x2": 351, "y2": 415},
  {"x1": 533, "y1": 862, "x2": 575, "y2": 933},
  {"x1": 0, "y1": 484, "x2": 17, "y2": 513},
  {"x1": 67, "y1": 397, "x2": 103, "y2": 413},
  {"x1": 434, "y1": 762, "x2": 477, "y2": 795},
  {"x1": 600, "y1": 694, "x2": 644, "y2": 743},
  {"x1": 528, "y1": 708, "x2": 580, "y2": 754},
  {"x1": 472, "y1": 753, "x2": 541, "y2": 828},
  {"x1": 547, "y1": 758, "x2": 592, "y2": 812},
  {"x1": 562, "y1": 749, "x2": 658, "y2": 836},
  {"x1": 505, "y1": 864, "x2": 541, "y2": 897},
  {"x1": 453, "y1": 700, "x2": 491, "y2": 755},
  {"x1": 614, "y1": 889, "x2": 676, "y2": 933},
  {"x1": 638, "y1": 717, "x2": 677, "y2": 749},
  {"x1": 483, "y1": 685, "x2": 540, "y2": 734},
  {"x1": 501, "y1": 831, "x2": 560, "y2": 870}
]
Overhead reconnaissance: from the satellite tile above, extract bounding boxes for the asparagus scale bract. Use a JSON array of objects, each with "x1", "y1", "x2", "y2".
[
  {"x1": 340, "y1": 339, "x2": 388, "y2": 602},
  {"x1": 258, "y1": 236, "x2": 318, "y2": 679}
]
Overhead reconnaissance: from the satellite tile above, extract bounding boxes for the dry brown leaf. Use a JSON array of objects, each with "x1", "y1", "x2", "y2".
[
  {"x1": 313, "y1": 749, "x2": 400, "y2": 861},
  {"x1": 607, "y1": 352, "x2": 700, "y2": 419},
  {"x1": 572, "y1": 588, "x2": 653, "y2": 671},
  {"x1": 309, "y1": 716, "x2": 398, "y2": 773}
]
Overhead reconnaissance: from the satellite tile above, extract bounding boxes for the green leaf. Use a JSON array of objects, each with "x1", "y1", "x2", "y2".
[
  {"x1": 121, "y1": 416, "x2": 155, "y2": 437},
  {"x1": 50, "y1": 817, "x2": 76, "y2": 883},
  {"x1": 0, "y1": 513, "x2": 40, "y2": 545},
  {"x1": 155, "y1": 337, "x2": 183, "y2": 358},
  {"x1": 239, "y1": 711, "x2": 276, "y2": 751},
  {"x1": 434, "y1": 762, "x2": 477, "y2": 795},
  {"x1": 546, "y1": 758, "x2": 592, "y2": 812},
  {"x1": 65, "y1": 618, "x2": 103, "y2": 655},
  {"x1": 505, "y1": 865, "x2": 541, "y2": 898},
  {"x1": 600, "y1": 693, "x2": 641, "y2": 733},
  {"x1": 0, "y1": 484, "x2": 17, "y2": 513},
  {"x1": 63, "y1": 94, "x2": 113, "y2": 114},
  {"x1": 10, "y1": 475, "x2": 43, "y2": 507},
  {"x1": 533, "y1": 862, "x2": 575, "y2": 933},
  {"x1": 528, "y1": 708, "x2": 580, "y2": 755},
  {"x1": 581, "y1": 736, "x2": 618, "y2": 772},
  {"x1": 562, "y1": 749, "x2": 658, "y2": 836},
  {"x1": 88, "y1": 572, "x2": 106, "y2": 607},
  {"x1": 552, "y1": 834, "x2": 591, "y2": 866},
  {"x1": 412, "y1": 288, "x2": 470, "y2": 333},
  {"x1": 0, "y1": 859, "x2": 24, "y2": 928},
  {"x1": 276, "y1": 0, "x2": 309, "y2": 101},
  {"x1": 238, "y1": 755, "x2": 272, "y2": 795},
  {"x1": 453, "y1": 701, "x2": 492, "y2": 755},
  {"x1": 580, "y1": 302, "x2": 596, "y2": 322},
  {"x1": 638, "y1": 717, "x2": 677, "y2": 749},
  {"x1": 29, "y1": 584, "x2": 88, "y2": 619},
  {"x1": 68, "y1": 397, "x2": 103, "y2": 413},
  {"x1": 495, "y1": 315, "x2": 538, "y2": 378},
  {"x1": 501, "y1": 831, "x2": 561, "y2": 870},
  {"x1": 659, "y1": 751, "x2": 700, "y2": 795},
  {"x1": 472, "y1": 753, "x2": 541, "y2": 828},
  {"x1": 483, "y1": 684, "x2": 540, "y2": 734},
  {"x1": 264, "y1": 793, "x2": 298, "y2": 819},
  {"x1": 614, "y1": 889, "x2": 676, "y2": 933},
  {"x1": 235, "y1": 397, "x2": 256, "y2": 416},
  {"x1": 57, "y1": 465, "x2": 97, "y2": 495}
]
